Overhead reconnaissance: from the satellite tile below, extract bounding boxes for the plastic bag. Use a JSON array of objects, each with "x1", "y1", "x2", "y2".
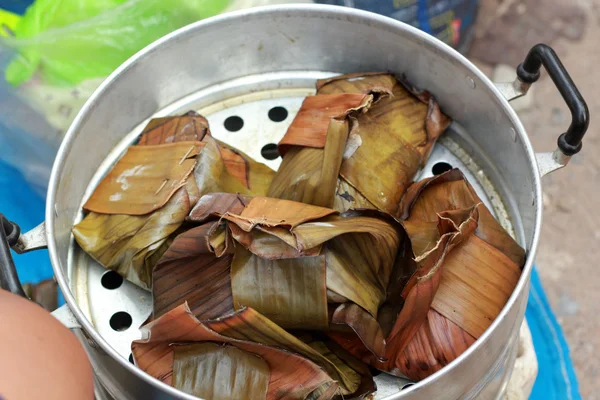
[
  {"x1": 3, "y1": 0, "x2": 231, "y2": 86},
  {"x1": 0, "y1": 0, "x2": 230, "y2": 193}
]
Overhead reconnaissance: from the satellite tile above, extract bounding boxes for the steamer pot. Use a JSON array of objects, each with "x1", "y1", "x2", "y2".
[{"x1": 0, "y1": 5, "x2": 589, "y2": 400}]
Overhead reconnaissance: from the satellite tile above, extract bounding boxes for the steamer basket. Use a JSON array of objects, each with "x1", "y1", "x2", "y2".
[{"x1": 0, "y1": 5, "x2": 589, "y2": 400}]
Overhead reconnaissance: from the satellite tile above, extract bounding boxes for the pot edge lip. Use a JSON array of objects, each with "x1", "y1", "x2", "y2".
[{"x1": 45, "y1": 4, "x2": 542, "y2": 399}]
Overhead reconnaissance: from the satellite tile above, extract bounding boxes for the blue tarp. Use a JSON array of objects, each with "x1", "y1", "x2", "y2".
[
  {"x1": 1, "y1": 161, "x2": 53, "y2": 285},
  {"x1": 0, "y1": 159, "x2": 581, "y2": 398},
  {"x1": 527, "y1": 268, "x2": 582, "y2": 400}
]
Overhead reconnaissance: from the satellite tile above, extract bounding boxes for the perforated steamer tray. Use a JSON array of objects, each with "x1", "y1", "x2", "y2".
[{"x1": 69, "y1": 71, "x2": 519, "y2": 398}]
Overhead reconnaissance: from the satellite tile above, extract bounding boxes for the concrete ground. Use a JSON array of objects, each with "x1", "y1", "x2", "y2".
[{"x1": 469, "y1": 0, "x2": 599, "y2": 397}]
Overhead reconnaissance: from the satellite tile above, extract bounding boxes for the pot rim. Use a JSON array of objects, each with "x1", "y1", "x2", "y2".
[{"x1": 46, "y1": 4, "x2": 542, "y2": 399}]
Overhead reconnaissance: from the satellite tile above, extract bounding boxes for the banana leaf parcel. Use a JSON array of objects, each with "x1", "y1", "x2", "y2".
[
  {"x1": 328, "y1": 169, "x2": 525, "y2": 380},
  {"x1": 275, "y1": 73, "x2": 451, "y2": 215},
  {"x1": 132, "y1": 303, "x2": 374, "y2": 399},
  {"x1": 152, "y1": 193, "x2": 402, "y2": 362},
  {"x1": 73, "y1": 112, "x2": 274, "y2": 288}
]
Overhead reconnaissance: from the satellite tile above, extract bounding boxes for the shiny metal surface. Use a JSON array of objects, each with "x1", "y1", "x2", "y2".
[
  {"x1": 13, "y1": 222, "x2": 47, "y2": 254},
  {"x1": 43, "y1": 5, "x2": 552, "y2": 400},
  {"x1": 495, "y1": 78, "x2": 531, "y2": 102},
  {"x1": 536, "y1": 149, "x2": 572, "y2": 177},
  {"x1": 51, "y1": 303, "x2": 81, "y2": 330}
]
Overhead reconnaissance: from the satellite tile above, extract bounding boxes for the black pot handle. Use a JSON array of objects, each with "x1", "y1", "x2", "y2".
[
  {"x1": 0, "y1": 213, "x2": 27, "y2": 297},
  {"x1": 517, "y1": 43, "x2": 590, "y2": 156}
]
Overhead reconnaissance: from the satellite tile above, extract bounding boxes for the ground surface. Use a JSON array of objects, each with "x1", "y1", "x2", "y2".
[{"x1": 469, "y1": 0, "x2": 599, "y2": 397}]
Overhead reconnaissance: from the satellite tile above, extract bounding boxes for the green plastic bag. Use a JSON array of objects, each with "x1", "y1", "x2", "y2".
[{"x1": 3, "y1": 0, "x2": 230, "y2": 86}]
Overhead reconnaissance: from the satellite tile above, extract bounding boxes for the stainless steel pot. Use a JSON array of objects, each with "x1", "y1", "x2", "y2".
[{"x1": 0, "y1": 5, "x2": 589, "y2": 400}]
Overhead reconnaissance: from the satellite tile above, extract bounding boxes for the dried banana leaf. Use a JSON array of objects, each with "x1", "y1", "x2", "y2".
[
  {"x1": 186, "y1": 193, "x2": 400, "y2": 360},
  {"x1": 398, "y1": 168, "x2": 525, "y2": 266},
  {"x1": 231, "y1": 247, "x2": 329, "y2": 330},
  {"x1": 430, "y1": 235, "x2": 521, "y2": 339},
  {"x1": 218, "y1": 143, "x2": 275, "y2": 195},
  {"x1": 172, "y1": 343, "x2": 270, "y2": 400},
  {"x1": 316, "y1": 72, "x2": 397, "y2": 95},
  {"x1": 132, "y1": 304, "x2": 339, "y2": 400},
  {"x1": 330, "y1": 303, "x2": 387, "y2": 361},
  {"x1": 330, "y1": 169, "x2": 525, "y2": 381},
  {"x1": 300, "y1": 335, "x2": 376, "y2": 399},
  {"x1": 152, "y1": 223, "x2": 234, "y2": 320},
  {"x1": 316, "y1": 73, "x2": 451, "y2": 215},
  {"x1": 318, "y1": 214, "x2": 400, "y2": 318},
  {"x1": 83, "y1": 142, "x2": 202, "y2": 215},
  {"x1": 74, "y1": 120, "x2": 204, "y2": 288},
  {"x1": 194, "y1": 135, "x2": 275, "y2": 198},
  {"x1": 269, "y1": 119, "x2": 350, "y2": 208},
  {"x1": 384, "y1": 207, "x2": 478, "y2": 354},
  {"x1": 139, "y1": 111, "x2": 274, "y2": 194},
  {"x1": 333, "y1": 179, "x2": 376, "y2": 213},
  {"x1": 73, "y1": 184, "x2": 193, "y2": 288},
  {"x1": 75, "y1": 113, "x2": 273, "y2": 289},
  {"x1": 278, "y1": 94, "x2": 373, "y2": 155},
  {"x1": 394, "y1": 309, "x2": 476, "y2": 380},
  {"x1": 204, "y1": 306, "x2": 363, "y2": 396},
  {"x1": 138, "y1": 111, "x2": 209, "y2": 145}
]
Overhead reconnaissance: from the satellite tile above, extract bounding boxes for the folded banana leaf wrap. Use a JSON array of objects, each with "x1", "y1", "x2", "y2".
[
  {"x1": 328, "y1": 169, "x2": 525, "y2": 380},
  {"x1": 73, "y1": 112, "x2": 274, "y2": 289},
  {"x1": 274, "y1": 73, "x2": 451, "y2": 215},
  {"x1": 132, "y1": 303, "x2": 374, "y2": 399},
  {"x1": 154, "y1": 193, "x2": 401, "y2": 353}
]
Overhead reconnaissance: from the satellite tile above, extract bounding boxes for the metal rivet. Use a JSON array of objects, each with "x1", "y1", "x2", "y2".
[
  {"x1": 510, "y1": 127, "x2": 517, "y2": 142},
  {"x1": 466, "y1": 76, "x2": 476, "y2": 89}
]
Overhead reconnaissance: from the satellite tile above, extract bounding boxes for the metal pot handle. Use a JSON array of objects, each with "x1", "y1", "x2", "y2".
[
  {"x1": 0, "y1": 213, "x2": 27, "y2": 297},
  {"x1": 0, "y1": 214, "x2": 79, "y2": 328},
  {"x1": 494, "y1": 43, "x2": 590, "y2": 177}
]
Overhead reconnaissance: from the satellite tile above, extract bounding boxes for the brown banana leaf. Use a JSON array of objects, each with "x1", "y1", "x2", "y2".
[
  {"x1": 398, "y1": 168, "x2": 525, "y2": 266},
  {"x1": 83, "y1": 142, "x2": 202, "y2": 215},
  {"x1": 138, "y1": 111, "x2": 209, "y2": 145},
  {"x1": 384, "y1": 207, "x2": 478, "y2": 353},
  {"x1": 326, "y1": 207, "x2": 478, "y2": 368},
  {"x1": 231, "y1": 247, "x2": 329, "y2": 330},
  {"x1": 193, "y1": 135, "x2": 275, "y2": 198},
  {"x1": 184, "y1": 193, "x2": 400, "y2": 360},
  {"x1": 316, "y1": 73, "x2": 451, "y2": 215},
  {"x1": 217, "y1": 142, "x2": 275, "y2": 195},
  {"x1": 333, "y1": 179, "x2": 376, "y2": 213},
  {"x1": 278, "y1": 94, "x2": 373, "y2": 155},
  {"x1": 132, "y1": 304, "x2": 340, "y2": 400},
  {"x1": 316, "y1": 72, "x2": 397, "y2": 95},
  {"x1": 74, "y1": 119, "x2": 205, "y2": 288},
  {"x1": 172, "y1": 343, "x2": 270, "y2": 400},
  {"x1": 393, "y1": 309, "x2": 476, "y2": 380},
  {"x1": 189, "y1": 194, "x2": 337, "y2": 238},
  {"x1": 269, "y1": 119, "x2": 350, "y2": 208},
  {"x1": 152, "y1": 222, "x2": 234, "y2": 320},
  {"x1": 75, "y1": 113, "x2": 274, "y2": 289},
  {"x1": 204, "y1": 306, "x2": 363, "y2": 396},
  {"x1": 299, "y1": 334, "x2": 376, "y2": 399},
  {"x1": 188, "y1": 195, "x2": 400, "y2": 309},
  {"x1": 330, "y1": 303, "x2": 387, "y2": 361},
  {"x1": 430, "y1": 235, "x2": 521, "y2": 339},
  {"x1": 73, "y1": 184, "x2": 194, "y2": 288},
  {"x1": 330, "y1": 170, "x2": 524, "y2": 381},
  {"x1": 140, "y1": 110, "x2": 275, "y2": 194}
]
